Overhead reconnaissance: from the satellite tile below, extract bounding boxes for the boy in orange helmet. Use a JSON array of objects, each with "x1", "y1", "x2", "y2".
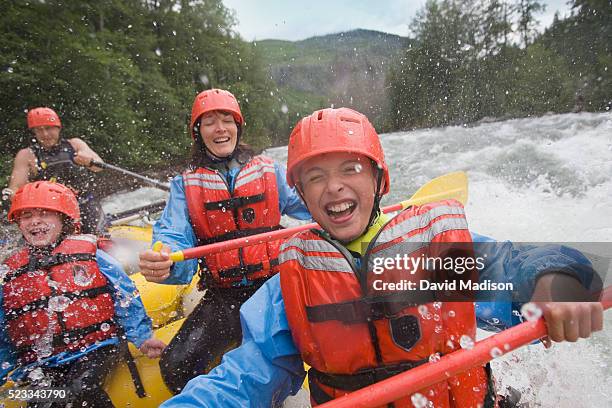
[
  {"x1": 0, "y1": 181, "x2": 165, "y2": 407},
  {"x1": 161, "y1": 108, "x2": 603, "y2": 407}
]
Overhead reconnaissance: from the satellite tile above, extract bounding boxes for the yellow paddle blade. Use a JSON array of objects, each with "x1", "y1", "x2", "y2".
[{"x1": 399, "y1": 171, "x2": 468, "y2": 209}]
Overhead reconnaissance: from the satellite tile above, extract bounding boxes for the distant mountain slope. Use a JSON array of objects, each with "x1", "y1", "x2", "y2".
[{"x1": 256, "y1": 29, "x2": 411, "y2": 127}]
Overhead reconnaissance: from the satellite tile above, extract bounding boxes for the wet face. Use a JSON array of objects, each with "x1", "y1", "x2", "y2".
[
  {"x1": 297, "y1": 152, "x2": 379, "y2": 243},
  {"x1": 198, "y1": 110, "x2": 238, "y2": 158},
  {"x1": 32, "y1": 126, "x2": 61, "y2": 149},
  {"x1": 17, "y1": 209, "x2": 64, "y2": 247}
]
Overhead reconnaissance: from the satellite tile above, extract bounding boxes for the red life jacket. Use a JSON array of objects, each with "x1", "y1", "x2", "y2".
[
  {"x1": 280, "y1": 200, "x2": 494, "y2": 407},
  {"x1": 183, "y1": 156, "x2": 282, "y2": 288},
  {"x1": 1, "y1": 235, "x2": 117, "y2": 365}
]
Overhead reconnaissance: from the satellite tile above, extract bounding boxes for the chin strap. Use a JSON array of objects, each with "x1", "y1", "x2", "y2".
[{"x1": 364, "y1": 166, "x2": 384, "y2": 232}]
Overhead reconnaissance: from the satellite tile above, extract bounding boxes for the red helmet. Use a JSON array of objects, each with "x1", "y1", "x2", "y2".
[
  {"x1": 8, "y1": 181, "x2": 80, "y2": 228},
  {"x1": 286, "y1": 108, "x2": 389, "y2": 194},
  {"x1": 27, "y1": 107, "x2": 62, "y2": 129},
  {"x1": 190, "y1": 89, "x2": 244, "y2": 139}
]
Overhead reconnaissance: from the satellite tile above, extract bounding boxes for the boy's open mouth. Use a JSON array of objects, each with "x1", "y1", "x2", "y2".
[{"x1": 325, "y1": 200, "x2": 356, "y2": 220}]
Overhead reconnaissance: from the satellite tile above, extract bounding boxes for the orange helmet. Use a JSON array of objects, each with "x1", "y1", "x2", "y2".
[
  {"x1": 286, "y1": 108, "x2": 389, "y2": 194},
  {"x1": 190, "y1": 89, "x2": 244, "y2": 139},
  {"x1": 8, "y1": 181, "x2": 80, "y2": 228},
  {"x1": 27, "y1": 107, "x2": 62, "y2": 129}
]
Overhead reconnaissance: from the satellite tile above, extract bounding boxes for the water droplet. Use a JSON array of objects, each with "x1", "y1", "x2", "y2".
[
  {"x1": 434, "y1": 325, "x2": 443, "y2": 333},
  {"x1": 155, "y1": 48, "x2": 162, "y2": 56},
  {"x1": 200, "y1": 74, "x2": 209, "y2": 85},
  {"x1": 48, "y1": 295, "x2": 71, "y2": 312},
  {"x1": 101, "y1": 322, "x2": 111, "y2": 332},
  {"x1": 429, "y1": 353, "x2": 441, "y2": 363},
  {"x1": 448, "y1": 310, "x2": 456, "y2": 317},
  {"x1": 348, "y1": 130, "x2": 354, "y2": 135},
  {"x1": 418, "y1": 305, "x2": 428, "y2": 316},
  {"x1": 490, "y1": 347, "x2": 503, "y2": 358},
  {"x1": 0, "y1": 264, "x2": 9, "y2": 280},
  {"x1": 520, "y1": 303, "x2": 542, "y2": 322},
  {"x1": 73, "y1": 265, "x2": 94, "y2": 287},
  {"x1": 1, "y1": 361, "x2": 10, "y2": 369},
  {"x1": 503, "y1": 343, "x2": 511, "y2": 351},
  {"x1": 281, "y1": 104, "x2": 288, "y2": 114},
  {"x1": 6, "y1": 67, "x2": 13, "y2": 73},
  {"x1": 433, "y1": 302, "x2": 442, "y2": 309},
  {"x1": 460, "y1": 334, "x2": 474, "y2": 350},
  {"x1": 354, "y1": 163, "x2": 363, "y2": 173},
  {"x1": 411, "y1": 392, "x2": 429, "y2": 408},
  {"x1": 28, "y1": 368, "x2": 44, "y2": 381}
]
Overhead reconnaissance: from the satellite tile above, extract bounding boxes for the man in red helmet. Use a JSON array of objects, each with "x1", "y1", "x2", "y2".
[
  {"x1": 2, "y1": 107, "x2": 106, "y2": 234},
  {"x1": 0, "y1": 181, "x2": 165, "y2": 407},
  {"x1": 160, "y1": 108, "x2": 603, "y2": 408}
]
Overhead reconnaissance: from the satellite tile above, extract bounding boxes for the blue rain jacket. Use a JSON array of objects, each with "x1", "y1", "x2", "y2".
[
  {"x1": 152, "y1": 161, "x2": 310, "y2": 285},
  {"x1": 161, "y1": 233, "x2": 596, "y2": 408},
  {"x1": 0, "y1": 249, "x2": 153, "y2": 385}
]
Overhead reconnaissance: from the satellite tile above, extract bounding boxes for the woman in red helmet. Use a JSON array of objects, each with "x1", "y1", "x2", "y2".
[
  {"x1": 0, "y1": 181, "x2": 165, "y2": 407},
  {"x1": 3, "y1": 107, "x2": 106, "y2": 234},
  {"x1": 159, "y1": 108, "x2": 603, "y2": 408},
  {"x1": 138, "y1": 89, "x2": 310, "y2": 393}
]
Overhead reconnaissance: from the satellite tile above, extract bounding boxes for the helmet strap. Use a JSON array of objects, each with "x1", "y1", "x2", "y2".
[{"x1": 365, "y1": 165, "x2": 384, "y2": 233}]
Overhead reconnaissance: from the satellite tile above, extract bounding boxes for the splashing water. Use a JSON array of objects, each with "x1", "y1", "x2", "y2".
[
  {"x1": 73, "y1": 265, "x2": 95, "y2": 287},
  {"x1": 459, "y1": 334, "x2": 475, "y2": 350},
  {"x1": 521, "y1": 303, "x2": 543, "y2": 322},
  {"x1": 411, "y1": 392, "x2": 429, "y2": 408}
]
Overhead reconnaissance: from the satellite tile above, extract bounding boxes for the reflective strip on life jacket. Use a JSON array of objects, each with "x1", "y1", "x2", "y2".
[{"x1": 184, "y1": 156, "x2": 282, "y2": 288}]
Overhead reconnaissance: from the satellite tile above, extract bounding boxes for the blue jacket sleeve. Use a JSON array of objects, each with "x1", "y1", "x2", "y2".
[
  {"x1": 472, "y1": 232, "x2": 596, "y2": 332},
  {"x1": 97, "y1": 250, "x2": 153, "y2": 348},
  {"x1": 161, "y1": 274, "x2": 305, "y2": 408},
  {"x1": 0, "y1": 286, "x2": 17, "y2": 386},
  {"x1": 152, "y1": 175, "x2": 199, "y2": 285},
  {"x1": 275, "y1": 163, "x2": 311, "y2": 221}
]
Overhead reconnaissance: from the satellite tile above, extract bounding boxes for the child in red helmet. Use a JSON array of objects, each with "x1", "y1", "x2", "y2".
[
  {"x1": 0, "y1": 181, "x2": 165, "y2": 407},
  {"x1": 160, "y1": 108, "x2": 603, "y2": 408}
]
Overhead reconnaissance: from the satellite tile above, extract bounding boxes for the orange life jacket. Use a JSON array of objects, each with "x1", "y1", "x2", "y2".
[
  {"x1": 183, "y1": 156, "x2": 283, "y2": 288},
  {"x1": 1, "y1": 235, "x2": 117, "y2": 365},
  {"x1": 280, "y1": 200, "x2": 494, "y2": 407}
]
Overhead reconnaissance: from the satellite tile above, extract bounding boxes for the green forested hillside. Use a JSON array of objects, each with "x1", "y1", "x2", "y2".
[
  {"x1": 1, "y1": 1, "x2": 609, "y2": 189},
  {"x1": 0, "y1": 0, "x2": 279, "y2": 186},
  {"x1": 258, "y1": 29, "x2": 410, "y2": 129}
]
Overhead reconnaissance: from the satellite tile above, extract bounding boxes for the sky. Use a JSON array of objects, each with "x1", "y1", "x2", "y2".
[{"x1": 221, "y1": 0, "x2": 573, "y2": 42}]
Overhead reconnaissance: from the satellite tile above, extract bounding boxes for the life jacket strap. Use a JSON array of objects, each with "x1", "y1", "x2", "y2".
[
  {"x1": 6, "y1": 252, "x2": 96, "y2": 282},
  {"x1": 203, "y1": 193, "x2": 265, "y2": 211},
  {"x1": 4, "y1": 286, "x2": 112, "y2": 322},
  {"x1": 305, "y1": 292, "x2": 435, "y2": 324},
  {"x1": 308, "y1": 360, "x2": 429, "y2": 404},
  {"x1": 197, "y1": 225, "x2": 283, "y2": 246}
]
